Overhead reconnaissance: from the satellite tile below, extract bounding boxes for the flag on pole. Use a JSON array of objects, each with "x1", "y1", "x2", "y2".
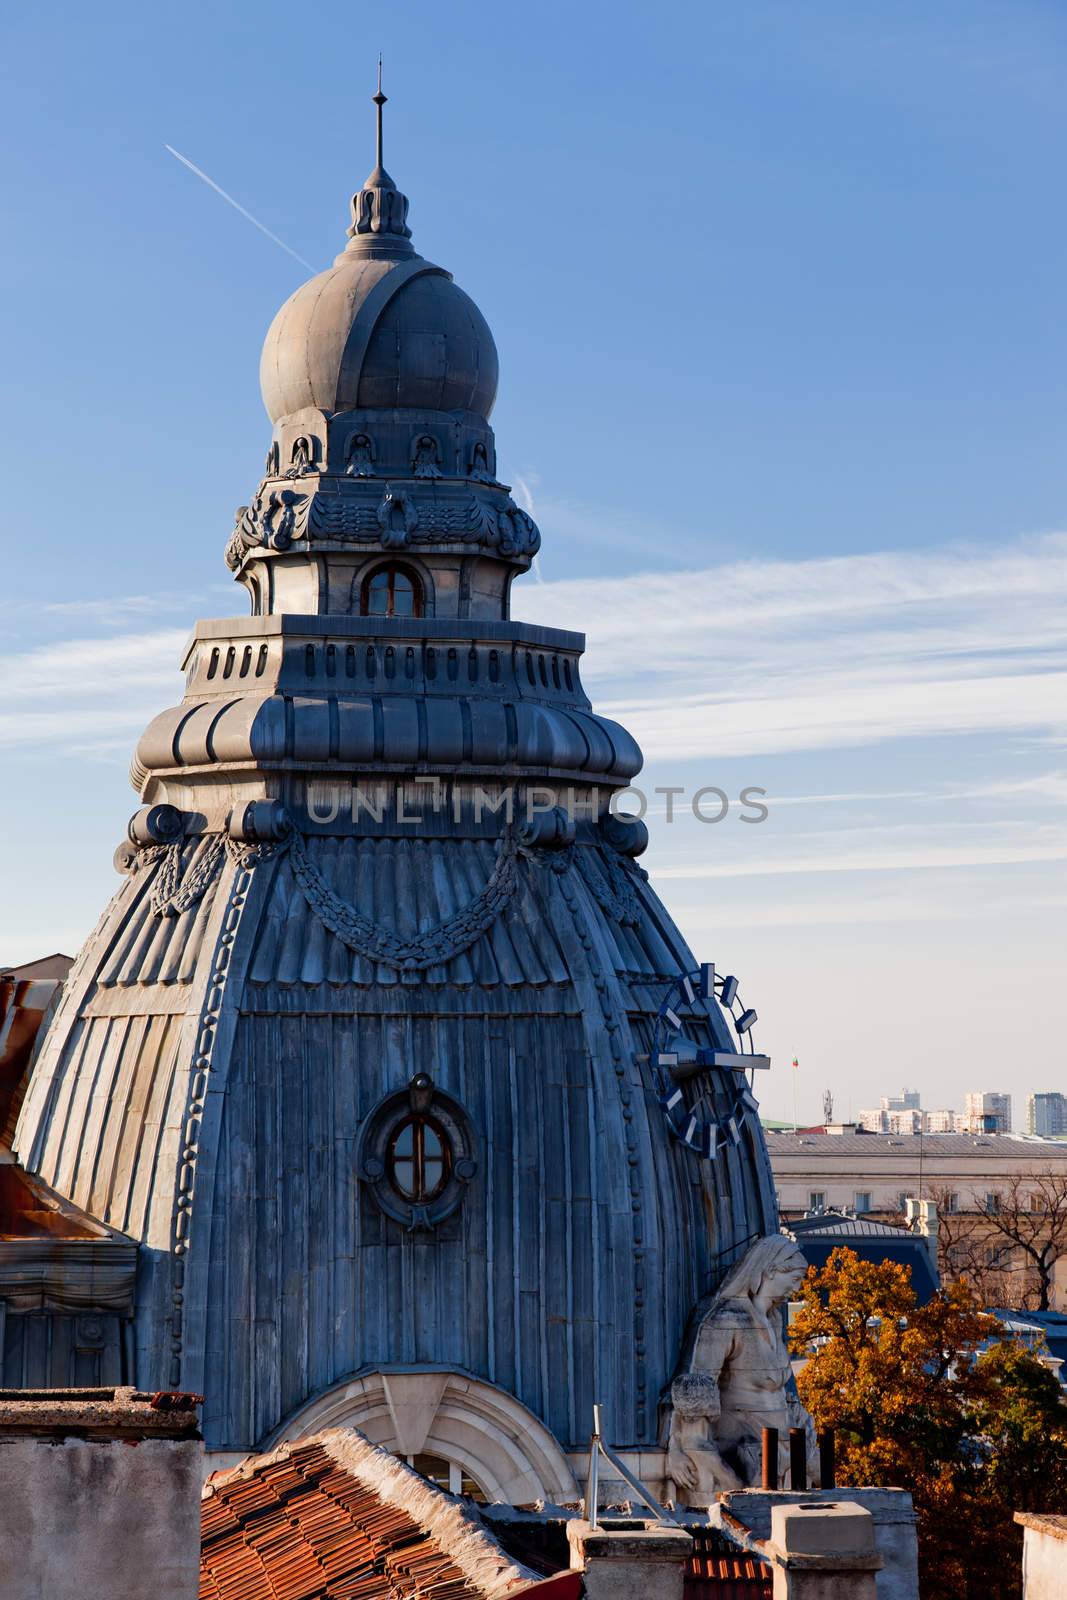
[{"x1": 792, "y1": 1056, "x2": 799, "y2": 1069}]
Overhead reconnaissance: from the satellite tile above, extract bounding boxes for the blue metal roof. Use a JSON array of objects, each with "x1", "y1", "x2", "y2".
[{"x1": 785, "y1": 1213, "x2": 939, "y2": 1302}]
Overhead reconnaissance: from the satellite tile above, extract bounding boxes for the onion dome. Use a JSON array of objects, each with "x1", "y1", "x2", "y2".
[{"x1": 260, "y1": 73, "x2": 498, "y2": 424}]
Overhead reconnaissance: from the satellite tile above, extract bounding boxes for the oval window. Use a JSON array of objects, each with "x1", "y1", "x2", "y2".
[{"x1": 387, "y1": 1114, "x2": 452, "y2": 1203}]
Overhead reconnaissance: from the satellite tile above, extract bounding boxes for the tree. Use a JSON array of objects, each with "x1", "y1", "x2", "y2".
[
  {"x1": 790, "y1": 1246, "x2": 1067, "y2": 1600},
  {"x1": 932, "y1": 1171, "x2": 1067, "y2": 1311}
]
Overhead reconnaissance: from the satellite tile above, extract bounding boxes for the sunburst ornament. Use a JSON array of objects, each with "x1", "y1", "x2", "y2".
[{"x1": 650, "y1": 964, "x2": 770, "y2": 1158}]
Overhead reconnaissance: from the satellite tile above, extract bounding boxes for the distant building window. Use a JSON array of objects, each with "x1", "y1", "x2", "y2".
[
  {"x1": 984, "y1": 1192, "x2": 1000, "y2": 1214},
  {"x1": 944, "y1": 1192, "x2": 960, "y2": 1214},
  {"x1": 361, "y1": 563, "x2": 423, "y2": 618},
  {"x1": 854, "y1": 1192, "x2": 872, "y2": 1214},
  {"x1": 808, "y1": 1191, "x2": 826, "y2": 1212},
  {"x1": 387, "y1": 1114, "x2": 451, "y2": 1204}
]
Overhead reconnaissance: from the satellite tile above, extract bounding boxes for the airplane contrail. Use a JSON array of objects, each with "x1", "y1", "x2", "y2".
[{"x1": 164, "y1": 145, "x2": 315, "y2": 271}]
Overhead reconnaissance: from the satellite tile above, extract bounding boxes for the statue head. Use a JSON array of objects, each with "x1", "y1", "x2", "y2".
[{"x1": 715, "y1": 1233, "x2": 808, "y2": 1311}]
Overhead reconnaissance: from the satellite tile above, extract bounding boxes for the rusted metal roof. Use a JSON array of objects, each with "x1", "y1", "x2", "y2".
[
  {"x1": 683, "y1": 1527, "x2": 772, "y2": 1600},
  {"x1": 0, "y1": 957, "x2": 71, "y2": 1140},
  {"x1": 200, "y1": 1429, "x2": 562, "y2": 1600},
  {"x1": 0, "y1": 1162, "x2": 137, "y2": 1314}
]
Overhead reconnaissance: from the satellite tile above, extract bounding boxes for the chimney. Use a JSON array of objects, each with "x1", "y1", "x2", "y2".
[
  {"x1": 765, "y1": 1500, "x2": 882, "y2": 1599},
  {"x1": 567, "y1": 1517, "x2": 694, "y2": 1600},
  {"x1": 904, "y1": 1197, "x2": 939, "y2": 1281},
  {"x1": 0, "y1": 1387, "x2": 202, "y2": 1600}
]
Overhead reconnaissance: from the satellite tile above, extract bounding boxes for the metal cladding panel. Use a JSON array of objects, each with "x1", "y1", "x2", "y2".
[
  {"x1": 16, "y1": 832, "x2": 779, "y2": 1456},
  {"x1": 290, "y1": 695, "x2": 332, "y2": 762},
  {"x1": 203, "y1": 1002, "x2": 673, "y2": 1452},
  {"x1": 95, "y1": 839, "x2": 218, "y2": 989},
  {"x1": 379, "y1": 697, "x2": 421, "y2": 763},
  {"x1": 210, "y1": 695, "x2": 272, "y2": 765},
  {"x1": 21, "y1": 1008, "x2": 186, "y2": 1252},
  {"x1": 134, "y1": 702, "x2": 193, "y2": 772},
  {"x1": 358, "y1": 272, "x2": 498, "y2": 415},
  {"x1": 260, "y1": 255, "x2": 395, "y2": 420},
  {"x1": 247, "y1": 695, "x2": 289, "y2": 761},
  {"x1": 335, "y1": 696, "x2": 380, "y2": 763}
]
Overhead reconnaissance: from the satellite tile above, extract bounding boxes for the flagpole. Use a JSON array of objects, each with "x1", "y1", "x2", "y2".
[{"x1": 792, "y1": 1056, "x2": 799, "y2": 1133}]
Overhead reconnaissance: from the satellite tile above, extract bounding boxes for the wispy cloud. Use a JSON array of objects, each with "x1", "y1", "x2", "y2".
[
  {"x1": 39, "y1": 591, "x2": 218, "y2": 623},
  {"x1": 513, "y1": 531, "x2": 1067, "y2": 759},
  {"x1": 0, "y1": 628, "x2": 186, "y2": 750},
  {"x1": 769, "y1": 772, "x2": 1067, "y2": 808},
  {"x1": 654, "y1": 837, "x2": 1067, "y2": 880}
]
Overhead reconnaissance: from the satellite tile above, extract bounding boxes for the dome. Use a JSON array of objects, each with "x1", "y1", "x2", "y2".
[
  {"x1": 260, "y1": 253, "x2": 499, "y2": 423},
  {"x1": 259, "y1": 144, "x2": 498, "y2": 426}
]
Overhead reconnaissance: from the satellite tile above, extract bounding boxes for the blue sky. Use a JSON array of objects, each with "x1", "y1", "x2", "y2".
[{"x1": 2, "y1": 0, "x2": 1065, "y2": 1124}]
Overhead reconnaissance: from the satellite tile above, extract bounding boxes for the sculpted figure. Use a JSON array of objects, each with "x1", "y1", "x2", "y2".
[
  {"x1": 468, "y1": 441, "x2": 493, "y2": 482},
  {"x1": 665, "y1": 1233, "x2": 814, "y2": 1504},
  {"x1": 286, "y1": 437, "x2": 314, "y2": 478},
  {"x1": 376, "y1": 484, "x2": 417, "y2": 547},
  {"x1": 412, "y1": 434, "x2": 442, "y2": 478},
  {"x1": 346, "y1": 432, "x2": 375, "y2": 476}
]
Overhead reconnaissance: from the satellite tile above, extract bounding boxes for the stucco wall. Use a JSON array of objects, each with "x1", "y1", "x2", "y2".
[
  {"x1": 0, "y1": 1436, "x2": 201, "y2": 1600},
  {"x1": 1021, "y1": 1522, "x2": 1067, "y2": 1600}
]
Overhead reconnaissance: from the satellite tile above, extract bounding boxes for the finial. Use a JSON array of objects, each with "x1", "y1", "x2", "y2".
[
  {"x1": 344, "y1": 58, "x2": 413, "y2": 257},
  {"x1": 372, "y1": 56, "x2": 386, "y2": 172}
]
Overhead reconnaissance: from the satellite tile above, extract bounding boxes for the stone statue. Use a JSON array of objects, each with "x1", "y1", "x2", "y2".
[
  {"x1": 412, "y1": 434, "x2": 442, "y2": 478},
  {"x1": 468, "y1": 441, "x2": 492, "y2": 482},
  {"x1": 346, "y1": 433, "x2": 375, "y2": 476},
  {"x1": 665, "y1": 1234, "x2": 815, "y2": 1504},
  {"x1": 287, "y1": 437, "x2": 314, "y2": 478}
]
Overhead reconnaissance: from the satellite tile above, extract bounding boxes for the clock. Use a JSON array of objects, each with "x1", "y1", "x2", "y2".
[{"x1": 649, "y1": 963, "x2": 770, "y2": 1158}]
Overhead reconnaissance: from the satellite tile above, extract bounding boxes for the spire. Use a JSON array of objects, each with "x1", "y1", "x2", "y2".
[
  {"x1": 345, "y1": 59, "x2": 414, "y2": 257},
  {"x1": 373, "y1": 56, "x2": 386, "y2": 173}
]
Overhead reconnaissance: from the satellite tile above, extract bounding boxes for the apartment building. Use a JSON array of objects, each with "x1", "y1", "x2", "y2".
[
  {"x1": 1028, "y1": 1092, "x2": 1067, "y2": 1137},
  {"x1": 963, "y1": 1091, "x2": 1012, "y2": 1134},
  {"x1": 767, "y1": 1128, "x2": 1067, "y2": 1308}
]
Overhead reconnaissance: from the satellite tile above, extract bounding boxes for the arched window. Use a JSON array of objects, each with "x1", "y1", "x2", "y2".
[
  {"x1": 407, "y1": 1453, "x2": 487, "y2": 1503},
  {"x1": 361, "y1": 563, "x2": 423, "y2": 619},
  {"x1": 387, "y1": 1114, "x2": 451, "y2": 1204}
]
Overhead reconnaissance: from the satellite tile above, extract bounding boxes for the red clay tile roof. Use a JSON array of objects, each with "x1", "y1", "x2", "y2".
[
  {"x1": 684, "y1": 1527, "x2": 772, "y2": 1600},
  {"x1": 200, "y1": 1429, "x2": 546, "y2": 1600}
]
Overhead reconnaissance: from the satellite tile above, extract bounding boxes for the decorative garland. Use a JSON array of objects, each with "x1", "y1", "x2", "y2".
[
  {"x1": 139, "y1": 827, "x2": 643, "y2": 966},
  {"x1": 140, "y1": 834, "x2": 282, "y2": 917},
  {"x1": 577, "y1": 847, "x2": 644, "y2": 926},
  {"x1": 147, "y1": 834, "x2": 226, "y2": 917},
  {"x1": 286, "y1": 829, "x2": 520, "y2": 971}
]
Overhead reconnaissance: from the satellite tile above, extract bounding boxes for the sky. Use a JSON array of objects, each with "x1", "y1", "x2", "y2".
[{"x1": 1, "y1": 0, "x2": 1065, "y2": 1126}]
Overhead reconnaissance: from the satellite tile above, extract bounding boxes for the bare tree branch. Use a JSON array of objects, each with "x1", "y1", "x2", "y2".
[{"x1": 931, "y1": 1171, "x2": 1067, "y2": 1312}]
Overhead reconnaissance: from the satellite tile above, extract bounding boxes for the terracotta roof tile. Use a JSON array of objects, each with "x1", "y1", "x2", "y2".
[
  {"x1": 683, "y1": 1527, "x2": 772, "y2": 1600},
  {"x1": 200, "y1": 1429, "x2": 542, "y2": 1600}
]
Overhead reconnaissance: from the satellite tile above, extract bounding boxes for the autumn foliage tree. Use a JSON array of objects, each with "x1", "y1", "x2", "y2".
[{"x1": 790, "y1": 1247, "x2": 1067, "y2": 1600}]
